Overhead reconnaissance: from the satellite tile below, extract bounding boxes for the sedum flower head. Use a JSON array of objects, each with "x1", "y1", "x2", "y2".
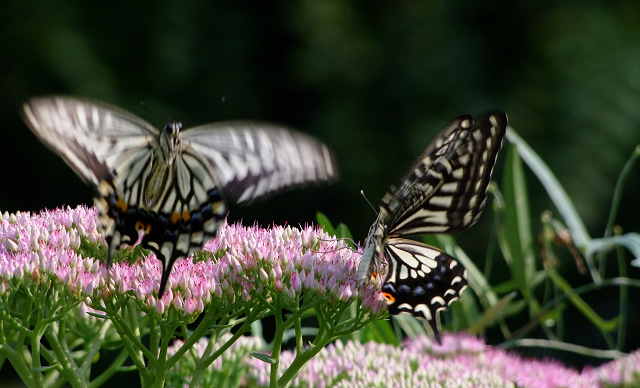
[
  {"x1": 167, "y1": 332, "x2": 640, "y2": 387},
  {"x1": 0, "y1": 206, "x2": 102, "y2": 299},
  {"x1": 0, "y1": 206, "x2": 384, "y2": 320},
  {"x1": 582, "y1": 348, "x2": 640, "y2": 386}
]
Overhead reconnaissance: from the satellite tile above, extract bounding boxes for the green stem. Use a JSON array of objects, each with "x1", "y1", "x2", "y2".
[
  {"x1": 0, "y1": 342, "x2": 35, "y2": 387},
  {"x1": 81, "y1": 319, "x2": 112, "y2": 377},
  {"x1": 507, "y1": 338, "x2": 623, "y2": 359},
  {"x1": 90, "y1": 349, "x2": 130, "y2": 388},
  {"x1": 203, "y1": 317, "x2": 253, "y2": 365},
  {"x1": 603, "y1": 145, "x2": 640, "y2": 239},
  {"x1": 616, "y1": 239, "x2": 628, "y2": 351},
  {"x1": 105, "y1": 304, "x2": 149, "y2": 378},
  {"x1": 269, "y1": 303, "x2": 285, "y2": 388},
  {"x1": 45, "y1": 320, "x2": 84, "y2": 388},
  {"x1": 278, "y1": 318, "x2": 335, "y2": 387},
  {"x1": 599, "y1": 145, "x2": 640, "y2": 277},
  {"x1": 294, "y1": 316, "x2": 303, "y2": 354}
]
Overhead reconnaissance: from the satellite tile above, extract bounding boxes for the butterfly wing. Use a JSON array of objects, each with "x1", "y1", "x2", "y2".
[
  {"x1": 182, "y1": 123, "x2": 339, "y2": 205},
  {"x1": 21, "y1": 96, "x2": 159, "y2": 186},
  {"x1": 386, "y1": 112, "x2": 507, "y2": 236},
  {"x1": 383, "y1": 238, "x2": 467, "y2": 343}
]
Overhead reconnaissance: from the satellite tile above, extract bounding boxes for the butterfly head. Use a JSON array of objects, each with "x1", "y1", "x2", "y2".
[
  {"x1": 164, "y1": 122, "x2": 183, "y2": 134},
  {"x1": 160, "y1": 122, "x2": 183, "y2": 155}
]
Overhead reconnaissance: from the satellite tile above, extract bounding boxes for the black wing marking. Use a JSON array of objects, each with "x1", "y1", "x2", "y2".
[{"x1": 382, "y1": 238, "x2": 467, "y2": 343}]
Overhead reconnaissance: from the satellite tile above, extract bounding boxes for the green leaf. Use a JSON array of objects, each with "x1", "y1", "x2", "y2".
[
  {"x1": 251, "y1": 352, "x2": 276, "y2": 364},
  {"x1": 498, "y1": 144, "x2": 536, "y2": 299},
  {"x1": 335, "y1": 223, "x2": 351, "y2": 239},
  {"x1": 358, "y1": 318, "x2": 399, "y2": 345},
  {"x1": 466, "y1": 292, "x2": 517, "y2": 334},
  {"x1": 335, "y1": 223, "x2": 355, "y2": 248},
  {"x1": 508, "y1": 131, "x2": 640, "y2": 275},
  {"x1": 506, "y1": 129, "x2": 591, "y2": 246},
  {"x1": 316, "y1": 211, "x2": 336, "y2": 236},
  {"x1": 393, "y1": 314, "x2": 426, "y2": 339},
  {"x1": 34, "y1": 365, "x2": 58, "y2": 372}
]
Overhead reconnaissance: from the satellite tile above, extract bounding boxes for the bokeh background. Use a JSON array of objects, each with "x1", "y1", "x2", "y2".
[{"x1": 2, "y1": 0, "x2": 640, "y2": 380}]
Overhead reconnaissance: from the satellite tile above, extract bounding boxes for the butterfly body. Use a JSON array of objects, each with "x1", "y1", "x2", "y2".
[
  {"x1": 359, "y1": 112, "x2": 507, "y2": 342},
  {"x1": 22, "y1": 97, "x2": 338, "y2": 296}
]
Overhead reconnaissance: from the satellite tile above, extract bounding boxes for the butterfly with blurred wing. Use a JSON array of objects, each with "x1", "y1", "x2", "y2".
[
  {"x1": 358, "y1": 112, "x2": 507, "y2": 343},
  {"x1": 22, "y1": 96, "x2": 338, "y2": 296}
]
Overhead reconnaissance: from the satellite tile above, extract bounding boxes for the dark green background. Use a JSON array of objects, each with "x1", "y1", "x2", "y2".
[
  {"x1": 2, "y1": 0, "x2": 640, "y2": 381},
  {"x1": 3, "y1": 1, "x2": 640, "y2": 239}
]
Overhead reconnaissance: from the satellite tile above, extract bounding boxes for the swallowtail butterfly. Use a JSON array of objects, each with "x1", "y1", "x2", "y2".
[
  {"x1": 358, "y1": 112, "x2": 507, "y2": 342},
  {"x1": 22, "y1": 96, "x2": 338, "y2": 296}
]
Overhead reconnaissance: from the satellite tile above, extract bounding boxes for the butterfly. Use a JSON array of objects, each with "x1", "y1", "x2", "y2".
[
  {"x1": 21, "y1": 96, "x2": 338, "y2": 296},
  {"x1": 358, "y1": 112, "x2": 507, "y2": 342}
]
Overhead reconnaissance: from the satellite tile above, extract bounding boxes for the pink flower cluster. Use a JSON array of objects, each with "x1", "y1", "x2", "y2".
[
  {"x1": 243, "y1": 333, "x2": 640, "y2": 387},
  {"x1": 583, "y1": 348, "x2": 640, "y2": 386},
  {"x1": 0, "y1": 206, "x2": 103, "y2": 297},
  {"x1": 166, "y1": 333, "x2": 262, "y2": 387},
  {"x1": 0, "y1": 206, "x2": 385, "y2": 318}
]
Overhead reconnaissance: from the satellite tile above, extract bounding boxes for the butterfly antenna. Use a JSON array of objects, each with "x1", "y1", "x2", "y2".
[
  {"x1": 140, "y1": 101, "x2": 173, "y2": 123},
  {"x1": 360, "y1": 186, "x2": 378, "y2": 217},
  {"x1": 310, "y1": 238, "x2": 360, "y2": 255},
  {"x1": 315, "y1": 236, "x2": 359, "y2": 250}
]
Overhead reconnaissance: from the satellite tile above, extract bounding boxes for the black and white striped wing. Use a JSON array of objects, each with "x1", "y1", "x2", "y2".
[
  {"x1": 183, "y1": 123, "x2": 338, "y2": 205},
  {"x1": 21, "y1": 97, "x2": 158, "y2": 187},
  {"x1": 385, "y1": 113, "x2": 507, "y2": 237},
  {"x1": 382, "y1": 238, "x2": 467, "y2": 343}
]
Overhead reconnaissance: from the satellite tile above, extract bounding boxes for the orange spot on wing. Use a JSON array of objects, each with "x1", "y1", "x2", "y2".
[
  {"x1": 135, "y1": 221, "x2": 151, "y2": 234},
  {"x1": 116, "y1": 198, "x2": 128, "y2": 212},
  {"x1": 382, "y1": 292, "x2": 395, "y2": 303},
  {"x1": 182, "y1": 211, "x2": 190, "y2": 222},
  {"x1": 171, "y1": 212, "x2": 181, "y2": 224}
]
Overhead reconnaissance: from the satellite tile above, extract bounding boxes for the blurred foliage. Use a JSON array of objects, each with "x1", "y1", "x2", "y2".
[
  {"x1": 2, "y1": 0, "x2": 640, "y2": 378},
  {"x1": 2, "y1": 1, "x2": 640, "y2": 241}
]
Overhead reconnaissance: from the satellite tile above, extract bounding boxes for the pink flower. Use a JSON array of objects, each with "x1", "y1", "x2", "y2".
[{"x1": 290, "y1": 271, "x2": 302, "y2": 292}]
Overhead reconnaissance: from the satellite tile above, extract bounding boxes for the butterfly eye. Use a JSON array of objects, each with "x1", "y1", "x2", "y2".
[{"x1": 164, "y1": 122, "x2": 182, "y2": 136}]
